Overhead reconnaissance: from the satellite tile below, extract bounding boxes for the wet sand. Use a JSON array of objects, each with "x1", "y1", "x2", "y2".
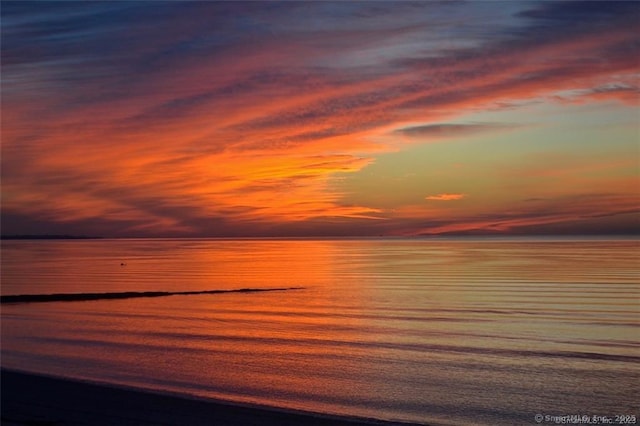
[{"x1": 1, "y1": 369, "x2": 423, "y2": 426}]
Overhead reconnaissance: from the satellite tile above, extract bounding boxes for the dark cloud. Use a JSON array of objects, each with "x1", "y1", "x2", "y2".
[
  {"x1": 517, "y1": 1, "x2": 639, "y2": 26},
  {"x1": 395, "y1": 123, "x2": 516, "y2": 139}
]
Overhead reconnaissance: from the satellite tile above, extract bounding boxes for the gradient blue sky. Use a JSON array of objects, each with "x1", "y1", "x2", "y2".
[{"x1": 2, "y1": 1, "x2": 639, "y2": 237}]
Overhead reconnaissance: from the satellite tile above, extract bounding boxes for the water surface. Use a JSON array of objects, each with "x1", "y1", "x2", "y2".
[{"x1": 2, "y1": 238, "x2": 638, "y2": 425}]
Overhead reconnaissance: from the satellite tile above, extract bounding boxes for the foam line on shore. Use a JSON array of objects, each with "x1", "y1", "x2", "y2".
[{"x1": 0, "y1": 287, "x2": 305, "y2": 304}]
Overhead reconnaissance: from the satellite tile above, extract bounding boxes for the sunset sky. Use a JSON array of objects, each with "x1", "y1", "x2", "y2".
[{"x1": 2, "y1": 1, "x2": 639, "y2": 237}]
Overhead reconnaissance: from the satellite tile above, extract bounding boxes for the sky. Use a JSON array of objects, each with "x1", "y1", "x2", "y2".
[{"x1": 2, "y1": 1, "x2": 639, "y2": 237}]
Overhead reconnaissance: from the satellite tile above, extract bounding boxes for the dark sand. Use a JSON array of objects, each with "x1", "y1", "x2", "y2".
[{"x1": 1, "y1": 369, "x2": 423, "y2": 426}]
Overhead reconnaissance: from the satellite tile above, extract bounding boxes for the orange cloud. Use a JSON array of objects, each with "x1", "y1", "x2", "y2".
[{"x1": 425, "y1": 193, "x2": 466, "y2": 201}]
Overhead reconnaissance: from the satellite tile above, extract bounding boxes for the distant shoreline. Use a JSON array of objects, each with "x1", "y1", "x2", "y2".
[
  {"x1": 1, "y1": 235, "x2": 103, "y2": 240},
  {"x1": 1, "y1": 234, "x2": 637, "y2": 241}
]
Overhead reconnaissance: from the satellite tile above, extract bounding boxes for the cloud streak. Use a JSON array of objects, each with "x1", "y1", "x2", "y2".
[{"x1": 396, "y1": 123, "x2": 517, "y2": 140}]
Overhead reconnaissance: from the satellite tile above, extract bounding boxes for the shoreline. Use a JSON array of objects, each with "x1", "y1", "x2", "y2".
[{"x1": 1, "y1": 369, "x2": 425, "y2": 426}]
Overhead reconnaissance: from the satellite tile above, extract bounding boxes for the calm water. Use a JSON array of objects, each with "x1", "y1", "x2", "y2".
[{"x1": 1, "y1": 238, "x2": 639, "y2": 425}]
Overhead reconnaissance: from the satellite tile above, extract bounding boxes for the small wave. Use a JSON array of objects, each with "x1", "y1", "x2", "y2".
[{"x1": 0, "y1": 287, "x2": 305, "y2": 304}]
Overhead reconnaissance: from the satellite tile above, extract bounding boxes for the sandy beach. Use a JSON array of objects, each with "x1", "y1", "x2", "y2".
[{"x1": 1, "y1": 369, "x2": 422, "y2": 426}]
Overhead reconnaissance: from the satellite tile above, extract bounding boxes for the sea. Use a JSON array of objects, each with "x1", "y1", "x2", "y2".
[{"x1": 1, "y1": 237, "x2": 638, "y2": 425}]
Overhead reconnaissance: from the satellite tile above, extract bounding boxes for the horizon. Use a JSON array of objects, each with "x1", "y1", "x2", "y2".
[
  {"x1": 2, "y1": 233, "x2": 638, "y2": 241},
  {"x1": 2, "y1": 1, "x2": 639, "y2": 238}
]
